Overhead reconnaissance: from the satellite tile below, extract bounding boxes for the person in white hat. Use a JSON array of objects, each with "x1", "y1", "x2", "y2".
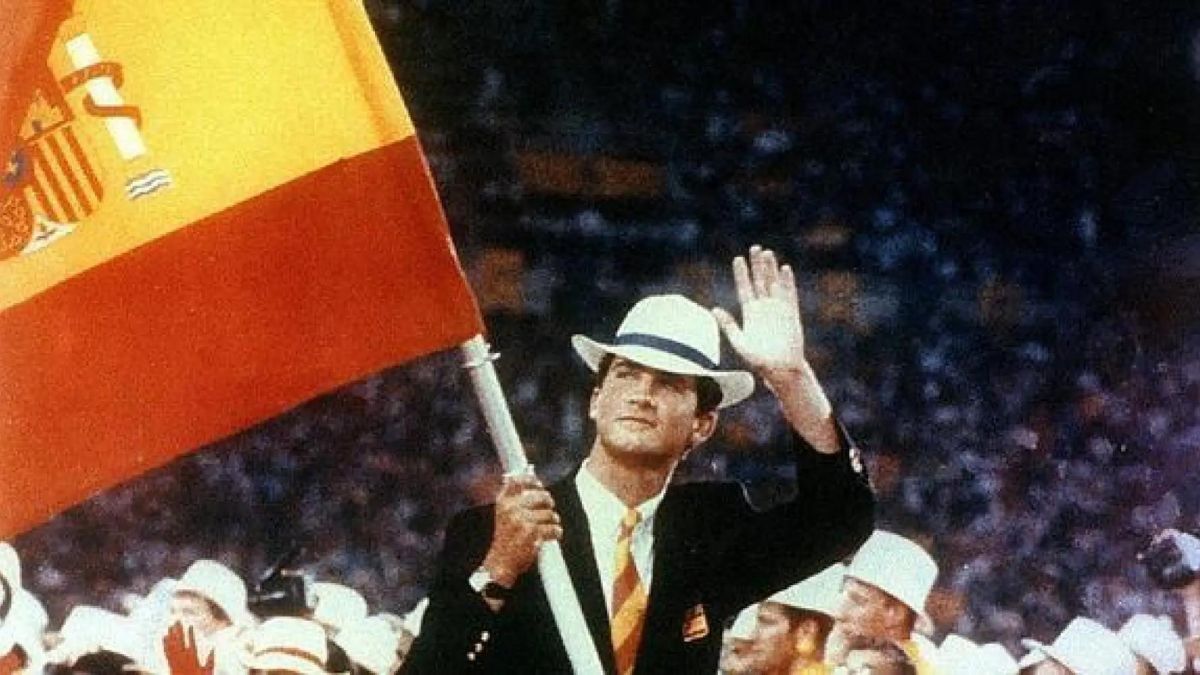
[
  {"x1": 1017, "y1": 617, "x2": 1139, "y2": 675},
  {"x1": 0, "y1": 589, "x2": 49, "y2": 675},
  {"x1": 45, "y1": 605, "x2": 151, "y2": 671},
  {"x1": 169, "y1": 560, "x2": 254, "y2": 675},
  {"x1": 830, "y1": 530, "x2": 938, "y2": 675},
  {"x1": 718, "y1": 604, "x2": 760, "y2": 675},
  {"x1": 1117, "y1": 614, "x2": 1186, "y2": 674},
  {"x1": 403, "y1": 245, "x2": 875, "y2": 675},
  {"x1": 334, "y1": 616, "x2": 400, "y2": 675},
  {"x1": 312, "y1": 583, "x2": 370, "y2": 636},
  {"x1": 241, "y1": 617, "x2": 328, "y2": 675},
  {"x1": 748, "y1": 564, "x2": 844, "y2": 675},
  {"x1": 934, "y1": 634, "x2": 1017, "y2": 675}
]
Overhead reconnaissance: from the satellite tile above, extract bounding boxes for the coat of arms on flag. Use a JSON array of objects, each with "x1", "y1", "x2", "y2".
[{"x1": 1, "y1": 28, "x2": 170, "y2": 261}]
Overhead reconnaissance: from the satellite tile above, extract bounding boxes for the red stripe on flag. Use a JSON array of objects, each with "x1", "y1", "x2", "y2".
[
  {"x1": 30, "y1": 142, "x2": 74, "y2": 222},
  {"x1": 43, "y1": 131, "x2": 90, "y2": 215},
  {"x1": 63, "y1": 126, "x2": 103, "y2": 202},
  {"x1": 0, "y1": 137, "x2": 482, "y2": 536}
]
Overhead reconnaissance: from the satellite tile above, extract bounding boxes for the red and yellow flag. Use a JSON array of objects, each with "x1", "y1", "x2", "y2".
[{"x1": 0, "y1": 0, "x2": 483, "y2": 536}]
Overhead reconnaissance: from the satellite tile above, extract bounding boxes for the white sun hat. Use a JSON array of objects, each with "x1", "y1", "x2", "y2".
[
  {"x1": 1118, "y1": 614, "x2": 1186, "y2": 674},
  {"x1": 312, "y1": 582, "x2": 369, "y2": 633},
  {"x1": 1019, "y1": 617, "x2": 1139, "y2": 675},
  {"x1": 767, "y1": 563, "x2": 845, "y2": 618},
  {"x1": 0, "y1": 542, "x2": 21, "y2": 623},
  {"x1": 977, "y1": 643, "x2": 1019, "y2": 675},
  {"x1": 935, "y1": 634, "x2": 979, "y2": 675},
  {"x1": 0, "y1": 543, "x2": 21, "y2": 592},
  {"x1": 726, "y1": 604, "x2": 759, "y2": 641},
  {"x1": 400, "y1": 598, "x2": 428, "y2": 638},
  {"x1": 45, "y1": 605, "x2": 148, "y2": 666},
  {"x1": 242, "y1": 617, "x2": 328, "y2": 675},
  {"x1": 175, "y1": 560, "x2": 252, "y2": 627},
  {"x1": 844, "y1": 530, "x2": 938, "y2": 626},
  {"x1": 334, "y1": 617, "x2": 398, "y2": 675},
  {"x1": 571, "y1": 294, "x2": 755, "y2": 409},
  {"x1": 0, "y1": 589, "x2": 49, "y2": 665}
]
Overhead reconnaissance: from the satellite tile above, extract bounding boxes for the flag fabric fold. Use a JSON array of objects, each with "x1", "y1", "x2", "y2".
[{"x1": 0, "y1": 0, "x2": 483, "y2": 536}]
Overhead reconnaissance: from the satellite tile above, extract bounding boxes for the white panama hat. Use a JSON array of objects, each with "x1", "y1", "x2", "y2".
[
  {"x1": 174, "y1": 560, "x2": 252, "y2": 627},
  {"x1": 934, "y1": 633, "x2": 979, "y2": 674},
  {"x1": 977, "y1": 643, "x2": 1020, "y2": 675},
  {"x1": 46, "y1": 605, "x2": 148, "y2": 667},
  {"x1": 1019, "y1": 617, "x2": 1139, "y2": 675},
  {"x1": 571, "y1": 294, "x2": 755, "y2": 409},
  {"x1": 726, "y1": 604, "x2": 759, "y2": 640},
  {"x1": 844, "y1": 530, "x2": 938, "y2": 627},
  {"x1": 400, "y1": 598, "x2": 428, "y2": 638},
  {"x1": 312, "y1": 582, "x2": 369, "y2": 633},
  {"x1": 0, "y1": 589, "x2": 48, "y2": 664},
  {"x1": 1118, "y1": 614, "x2": 1185, "y2": 674},
  {"x1": 242, "y1": 617, "x2": 328, "y2": 675},
  {"x1": 333, "y1": 617, "x2": 398, "y2": 675},
  {"x1": 935, "y1": 636, "x2": 1019, "y2": 675},
  {"x1": 767, "y1": 563, "x2": 845, "y2": 618}
]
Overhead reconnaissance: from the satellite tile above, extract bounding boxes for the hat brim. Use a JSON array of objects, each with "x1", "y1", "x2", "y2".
[
  {"x1": 241, "y1": 652, "x2": 328, "y2": 675},
  {"x1": 1016, "y1": 641, "x2": 1048, "y2": 669},
  {"x1": 572, "y1": 335, "x2": 754, "y2": 409}
]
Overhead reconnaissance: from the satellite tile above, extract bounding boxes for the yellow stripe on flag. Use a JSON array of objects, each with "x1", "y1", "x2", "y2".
[{"x1": 2, "y1": 0, "x2": 415, "y2": 310}]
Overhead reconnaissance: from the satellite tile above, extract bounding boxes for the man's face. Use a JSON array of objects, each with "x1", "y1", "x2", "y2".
[
  {"x1": 589, "y1": 358, "x2": 715, "y2": 465},
  {"x1": 748, "y1": 603, "x2": 798, "y2": 675},
  {"x1": 836, "y1": 578, "x2": 903, "y2": 639},
  {"x1": 169, "y1": 592, "x2": 228, "y2": 638}
]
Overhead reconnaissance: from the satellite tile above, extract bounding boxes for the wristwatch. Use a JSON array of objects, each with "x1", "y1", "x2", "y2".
[{"x1": 468, "y1": 567, "x2": 513, "y2": 601}]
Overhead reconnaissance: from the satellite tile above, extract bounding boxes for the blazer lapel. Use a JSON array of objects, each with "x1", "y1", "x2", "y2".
[
  {"x1": 551, "y1": 478, "x2": 618, "y2": 675},
  {"x1": 638, "y1": 487, "x2": 703, "y2": 667}
]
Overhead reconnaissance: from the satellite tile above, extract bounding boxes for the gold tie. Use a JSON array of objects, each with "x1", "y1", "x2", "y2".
[{"x1": 611, "y1": 509, "x2": 648, "y2": 675}]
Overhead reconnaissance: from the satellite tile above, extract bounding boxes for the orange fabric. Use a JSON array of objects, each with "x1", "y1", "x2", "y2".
[
  {"x1": 0, "y1": 138, "x2": 481, "y2": 536},
  {"x1": 0, "y1": 0, "x2": 486, "y2": 538}
]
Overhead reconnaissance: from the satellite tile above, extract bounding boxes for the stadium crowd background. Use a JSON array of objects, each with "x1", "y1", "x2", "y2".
[{"x1": 14, "y1": 0, "x2": 1200, "y2": 655}]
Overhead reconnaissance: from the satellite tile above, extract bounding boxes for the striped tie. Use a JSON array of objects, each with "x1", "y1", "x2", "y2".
[{"x1": 611, "y1": 508, "x2": 647, "y2": 675}]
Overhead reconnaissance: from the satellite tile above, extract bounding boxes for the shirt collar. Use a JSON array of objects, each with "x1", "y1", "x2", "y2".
[{"x1": 575, "y1": 459, "x2": 667, "y2": 536}]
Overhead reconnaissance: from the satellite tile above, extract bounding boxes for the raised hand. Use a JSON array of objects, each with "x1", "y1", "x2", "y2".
[
  {"x1": 163, "y1": 622, "x2": 214, "y2": 675},
  {"x1": 711, "y1": 245, "x2": 807, "y2": 379},
  {"x1": 712, "y1": 244, "x2": 839, "y2": 453}
]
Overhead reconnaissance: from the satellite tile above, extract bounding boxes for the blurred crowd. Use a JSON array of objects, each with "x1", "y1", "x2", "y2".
[
  {"x1": 5, "y1": 528, "x2": 1200, "y2": 675},
  {"x1": 8, "y1": 0, "x2": 1200, "y2": 673}
]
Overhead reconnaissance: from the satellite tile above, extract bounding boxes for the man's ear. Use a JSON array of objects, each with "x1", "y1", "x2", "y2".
[
  {"x1": 588, "y1": 386, "x2": 600, "y2": 422},
  {"x1": 882, "y1": 600, "x2": 910, "y2": 635},
  {"x1": 690, "y1": 410, "x2": 718, "y2": 447}
]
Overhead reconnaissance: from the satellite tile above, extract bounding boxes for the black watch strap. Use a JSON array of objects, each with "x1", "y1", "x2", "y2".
[{"x1": 481, "y1": 581, "x2": 512, "y2": 601}]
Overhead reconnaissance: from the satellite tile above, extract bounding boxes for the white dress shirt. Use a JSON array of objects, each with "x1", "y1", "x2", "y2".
[{"x1": 574, "y1": 459, "x2": 666, "y2": 616}]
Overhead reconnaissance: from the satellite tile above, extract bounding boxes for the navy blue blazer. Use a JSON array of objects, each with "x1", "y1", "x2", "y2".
[{"x1": 401, "y1": 425, "x2": 874, "y2": 675}]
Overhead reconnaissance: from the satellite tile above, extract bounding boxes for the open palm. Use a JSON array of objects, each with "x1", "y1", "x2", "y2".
[{"x1": 712, "y1": 246, "x2": 807, "y2": 374}]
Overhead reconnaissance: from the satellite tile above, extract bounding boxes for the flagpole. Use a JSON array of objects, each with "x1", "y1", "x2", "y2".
[{"x1": 461, "y1": 335, "x2": 606, "y2": 675}]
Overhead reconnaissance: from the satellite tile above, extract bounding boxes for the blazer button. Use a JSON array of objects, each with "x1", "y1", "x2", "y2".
[{"x1": 467, "y1": 652, "x2": 476, "y2": 662}]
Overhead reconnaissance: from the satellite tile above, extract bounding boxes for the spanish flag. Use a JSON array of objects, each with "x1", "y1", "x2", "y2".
[{"x1": 0, "y1": 1, "x2": 483, "y2": 536}]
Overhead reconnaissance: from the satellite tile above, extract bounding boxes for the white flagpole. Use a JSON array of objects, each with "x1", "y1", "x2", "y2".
[{"x1": 460, "y1": 335, "x2": 605, "y2": 675}]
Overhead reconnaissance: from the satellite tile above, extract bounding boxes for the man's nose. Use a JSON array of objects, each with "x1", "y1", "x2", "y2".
[{"x1": 626, "y1": 372, "x2": 655, "y2": 403}]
